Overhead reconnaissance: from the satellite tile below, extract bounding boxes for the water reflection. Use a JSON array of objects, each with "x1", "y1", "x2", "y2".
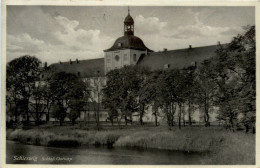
[{"x1": 6, "y1": 141, "x2": 207, "y2": 164}]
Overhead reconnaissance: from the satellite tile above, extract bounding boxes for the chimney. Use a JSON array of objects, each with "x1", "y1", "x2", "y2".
[
  {"x1": 189, "y1": 45, "x2": 192, "y2": 49},
  {"x1": 70, "y1": 59, "x2": 72, "y2": 64},
  {"x1": 59, "y1": 61, "x2": 62, "y2": 64},
  {"x1": 76, "y1": 58, "x2": 79, "y2": 64},
  {"x1": 163, "y1": 48, "x2": 167, "y2": 52},
  {"x1": 218, "y1": 41, "x2": 221, "y2": 45},
  {"x1": 44, "y1": 62, "x2": 47, "y2": 68}
]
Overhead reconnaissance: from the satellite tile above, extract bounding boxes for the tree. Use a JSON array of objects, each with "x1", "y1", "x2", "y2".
[
  {"x1": 157, "y1": 70, "x2": 178, "y2": 127},
  {"x1": 49, "y1": 72, "x2": 86, "y2": 126},
  {"x1": 103, "y1": 65, "x2": 147, "y2": 126},
  {"x1": 7, "y1": 55, "x2": 42, "y2": 125},
  {"x1": 196, "y1": 60, "x2": 218, "y2": 127},
  {"x1": 155, "y1": 69, "x2": 188, "y2": 128},
  {"x1": 210, "y1": 47, "x2": 240, "y2": 131},
  {"x1": 135, "y1": 66, "x2": 151, "y2": 126},
  {"x1": 102, "y1": 68, "x2": 123, "y2": 126},
  {"x1": 117, "y1": 66, "x2": 140, "y2": 125},
  {"x1": 40, "y1": 69, "x2": 56, "y2": 122},
  {"x1": 213, "y1": 25, "x2": 255, "y2": 132},
  {"x1": 182, "y1": 65, "x2": 198, "y2": 126},
  {"x1": 52, "y1": 101, "x2": 67, "y2": 126},
  {"x1": 30, "y1": 82, "x2": 49, "y2": 126},
  {"x1": 67, "y1": 78, "x2": 87, "y2": 125},
  {"x1": 140, "y1": 70, "x2": 163, "y2": 126},
  {"x1": 231, "y1": 26, "x2": 255, "y2": 133},
  {"x1": 6, "y1": 89, "x2": 20, "y2": 123}
]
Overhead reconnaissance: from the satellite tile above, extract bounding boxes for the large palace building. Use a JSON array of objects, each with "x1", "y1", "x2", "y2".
[
  {"x1": 49, "y1": 10, "x2": 221, "y2": 78},
  {"x1": 42, "y1": 10, "x2": 221, "y2": 123}
]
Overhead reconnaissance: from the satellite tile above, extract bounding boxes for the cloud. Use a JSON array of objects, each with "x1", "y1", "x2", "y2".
[
  {"x1": 135, "y1": 15, "x2": 167, "y2": 35},
  {"x1": 137, "y1": 10, "x2": 244, "y2": 52},
  {"x1": 7, "y1": 14, "x2": 114, "y2": 64},
  {"x1": 220, "y1": 27, "x2": 242, "y2": 36},
  {"x1": 7, "y1": 33, "x2": 45, "y2": 53},
  {"x1": 54, "y1": 16, "x2": 106, "y2": 51},
  {"x1": 168, "y1": 12, "x2": 242, "y2": 40},
  {"x1": 7, "y1": 7, "x2": 247, "y2": 64},
  {"x1": 7, "y1": 7, "x2": 65, "y2": 45}
]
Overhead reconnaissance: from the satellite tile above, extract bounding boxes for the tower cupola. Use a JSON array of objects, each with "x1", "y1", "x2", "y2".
[{"x1": 124, "y1": 8, "x2": 134, "y2": 36}]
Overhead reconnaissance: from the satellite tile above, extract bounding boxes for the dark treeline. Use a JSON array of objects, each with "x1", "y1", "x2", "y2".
[
  {"x1": 6, "y1": 26, "x2": 255, "y2": 133},
  {"x1": 6, "y1": 58, "x2": 90, "y2": 127}
]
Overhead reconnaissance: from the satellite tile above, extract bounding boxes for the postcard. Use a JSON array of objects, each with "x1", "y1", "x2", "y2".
[{"x1": 1, "y1": 0, "x2": 259, "y2": 167}]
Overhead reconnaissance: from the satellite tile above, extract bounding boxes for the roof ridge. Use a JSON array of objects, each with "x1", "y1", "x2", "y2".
[
  {"x1": 50, "y1": 57, "x2": 104, "y2": 66},
  {"x1": 153, "y1": 44, "x2": 225, "y2": 53}
]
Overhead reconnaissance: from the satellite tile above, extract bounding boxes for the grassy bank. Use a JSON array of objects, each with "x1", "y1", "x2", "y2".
[{"x1": 6, "y1": 126, "x2": 255, "y2": 164}]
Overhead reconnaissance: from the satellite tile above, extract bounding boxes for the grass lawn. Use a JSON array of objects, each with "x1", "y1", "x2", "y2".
[{"x1": 6, "y1": 125, "x2": 255, "y2": 165}]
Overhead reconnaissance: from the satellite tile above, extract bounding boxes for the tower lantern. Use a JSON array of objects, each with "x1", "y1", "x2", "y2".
[{"x1": 124, "y1": 7, "x2": 134, "y2": 36}]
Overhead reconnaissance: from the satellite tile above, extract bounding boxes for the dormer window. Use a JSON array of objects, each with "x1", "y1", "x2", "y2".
[
  {"x1": 164, "y1": 64, "x2": 170, "y2": 69},
  {"x1": 118, "y1": 43, "x2": 122, "y2": 47}
]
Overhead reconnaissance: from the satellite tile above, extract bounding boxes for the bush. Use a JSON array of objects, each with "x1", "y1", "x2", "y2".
[{"x1": 6, "y1": 126, "x2": 255, "y2": 164}]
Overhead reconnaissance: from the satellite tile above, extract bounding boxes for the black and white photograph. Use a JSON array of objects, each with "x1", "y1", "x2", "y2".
[{"x1": 3, "y1": 2, "x2": 257, "y2": 166}]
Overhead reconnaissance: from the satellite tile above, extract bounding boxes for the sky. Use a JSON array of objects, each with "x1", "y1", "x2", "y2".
[{"x1": 6, "y1": 6, "x2": 255, "y2": 64}]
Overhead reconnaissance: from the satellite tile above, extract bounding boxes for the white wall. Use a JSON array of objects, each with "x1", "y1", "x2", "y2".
[
  {"x1": 130, "y1": 49, "x2": 146, "y2": 65},
  {"x1": 104, "y1": 49, "x2": 146, "y2": 74},
  {"x1": 104, "y1": 49, "x2": 130, "y2": 74}
]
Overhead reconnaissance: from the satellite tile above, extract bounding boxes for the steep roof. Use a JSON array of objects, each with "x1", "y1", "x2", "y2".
[
  {"x1": 137, "y1": 44, "x2": 223, "y2": 70},
  {"x1": 41, "y1": 44, "x2": 224, "y2": 79},
  {"x1": 47, "y1": 58, "x2": 105, "y2": 78},
  {"x1": 104, "y1": 35, "x2": 153, "y2": 52}
]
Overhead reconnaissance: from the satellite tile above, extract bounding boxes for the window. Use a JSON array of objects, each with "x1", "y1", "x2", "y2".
[
  {"x1": 133, "y1": 54, "x2": 137, "y2": 62},
  {"x1": 107, "y1": 55, "x2": 111, "y2": 63},
  {"x1": 118, "y1": 43, "x2": 122, "y2": 47},
  {"x1": 124, "y1": 54, "x2": 127, "y2": 61},
  {"x1": 115, "y1": 55, "x2": 120, "y2": 61}
]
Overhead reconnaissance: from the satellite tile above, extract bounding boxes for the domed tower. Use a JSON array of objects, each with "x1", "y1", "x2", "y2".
[{"x1": 104, "y1": 8, "x2": 153, "y2": 74}]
